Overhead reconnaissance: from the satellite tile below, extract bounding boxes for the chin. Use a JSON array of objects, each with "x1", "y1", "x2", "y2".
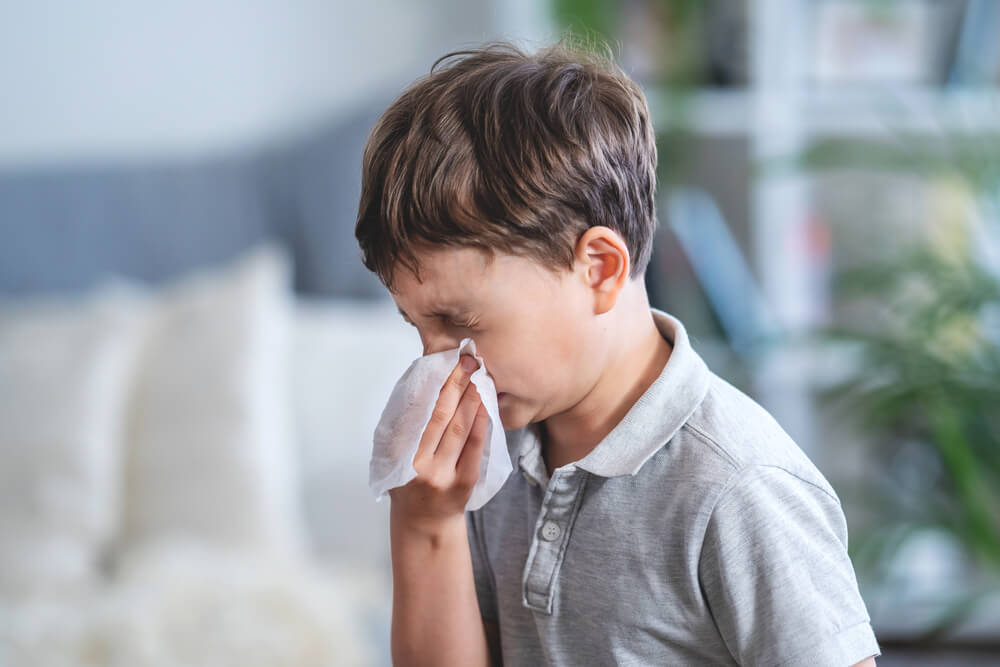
[{"x1": 497, "y1": 398, "x2": 533, "y2": 432}]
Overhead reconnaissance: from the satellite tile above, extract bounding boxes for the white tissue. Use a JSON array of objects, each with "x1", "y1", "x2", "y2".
[{"x1": 369, "y1": 338, "x2": 513, "y2": 511}]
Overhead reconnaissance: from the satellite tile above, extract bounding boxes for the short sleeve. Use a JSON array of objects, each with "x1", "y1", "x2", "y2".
[
  {"x1": 466, "y1": 510, "x2": 498, "y2": 623},
  {"x1": 698, "y1": 464, "x2": 881, "y2": 667}
]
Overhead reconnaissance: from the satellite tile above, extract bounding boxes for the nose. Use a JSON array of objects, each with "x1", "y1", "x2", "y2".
[{"x1": 419, "y1": 329, "x2": 464, "y2": 357}]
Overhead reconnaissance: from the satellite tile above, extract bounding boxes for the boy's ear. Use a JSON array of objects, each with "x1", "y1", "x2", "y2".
[{"x1": 574, "y1": 226, "x2": 630, "y2": 315}]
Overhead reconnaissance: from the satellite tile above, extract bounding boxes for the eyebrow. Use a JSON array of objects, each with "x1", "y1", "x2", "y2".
[{"x1": 397, "y1": 305, "x2": 472, "y2": 321}]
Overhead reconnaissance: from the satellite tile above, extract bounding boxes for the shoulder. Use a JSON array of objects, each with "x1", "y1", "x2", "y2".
[{"x1": 678, "y1": 372, "x2": 839, "y2": 503}]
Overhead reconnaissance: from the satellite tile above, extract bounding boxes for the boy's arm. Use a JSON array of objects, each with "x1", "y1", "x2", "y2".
[
  {"x1": 698, "y1": 464, "x2": 881, "y2": 666},
  {"x1": 388, "y1": 356, "x2": 492, "y2": 667},
  {"x1": 390, "y1": 511, "x2": 490, "y2": 666},
  {"x1": 852, "y1": 658, "x2": 877, "y2": 666}
]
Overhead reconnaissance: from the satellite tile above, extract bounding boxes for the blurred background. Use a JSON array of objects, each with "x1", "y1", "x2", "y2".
[{"x1": 1, "y1": 0, "x2": 998, "y2": 665}]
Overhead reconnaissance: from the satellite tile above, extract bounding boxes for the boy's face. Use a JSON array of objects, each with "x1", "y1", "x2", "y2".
[{"x1": 391, "y1": 246, "x2": 606, "y2": 431}]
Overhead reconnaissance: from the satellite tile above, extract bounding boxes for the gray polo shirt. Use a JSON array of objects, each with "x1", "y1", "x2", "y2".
[{"x1": 466, "y1": 309, "x2": 881, "y2": 666}]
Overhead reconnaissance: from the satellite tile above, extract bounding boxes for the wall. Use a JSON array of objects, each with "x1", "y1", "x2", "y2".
[{"x1": 0, "y1": 0, "x2": 543, "y2": 167}]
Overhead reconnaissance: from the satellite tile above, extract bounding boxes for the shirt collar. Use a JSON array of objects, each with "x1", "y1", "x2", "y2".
[{"x1": 509, "y1": 309, "x2": 711, "y2": 480}]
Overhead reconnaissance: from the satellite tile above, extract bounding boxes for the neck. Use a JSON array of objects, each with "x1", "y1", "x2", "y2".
[{"x1": 541, "y1": 283, "x2": 672, "y2": 475}]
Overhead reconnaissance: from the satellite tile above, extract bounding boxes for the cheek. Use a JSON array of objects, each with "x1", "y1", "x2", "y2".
[
  {"x1": 476, "y1": 317, "x2": 583, "y2": 398},
  {"x1": 477, "y1": 345, "x2": 528, "y2": 394},
  {"x1": 500, "y1": 348, "x2": 564, "y2": 398}
]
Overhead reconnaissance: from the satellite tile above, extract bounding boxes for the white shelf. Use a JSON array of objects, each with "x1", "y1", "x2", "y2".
[
  {"x1": 646, "y1": 89, "x2": 751, "y2": 136},
  {"x1": 802, "y1": 85, "x2": 1000, "y2": 135},
  {"x1": 647, "y1": 86, "x2": 1000, "y2": 137}
]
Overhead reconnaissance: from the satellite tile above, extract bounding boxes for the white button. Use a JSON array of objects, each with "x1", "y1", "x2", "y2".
[{"x1": 540, "y1": 521, "x2": 561, "y2": 541}]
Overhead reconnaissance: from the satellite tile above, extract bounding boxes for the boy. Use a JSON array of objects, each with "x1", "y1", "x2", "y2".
[{"x1": 355, "y1": 39, "x2": 881, "y2": 666}]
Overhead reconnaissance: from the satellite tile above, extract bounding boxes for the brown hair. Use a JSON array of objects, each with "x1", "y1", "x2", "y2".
[{"x1": 354, "y1": 37, "x2": 658, "y2": 292}]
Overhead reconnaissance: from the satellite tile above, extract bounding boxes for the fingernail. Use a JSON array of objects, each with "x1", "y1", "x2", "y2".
[{"x1": 461, "y1": 355, "x2": 478, "y2": 372}]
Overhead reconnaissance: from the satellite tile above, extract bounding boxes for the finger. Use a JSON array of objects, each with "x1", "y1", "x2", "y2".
[
  {"x1": 456, "y1": 402, "x2": 489, "y2": 484},
  {"x1": 414, "y1": 354, "x2": 478, "y2": 461},
  {"x1": 434, "y1": 380, "x2": 482, "y2": 463}
]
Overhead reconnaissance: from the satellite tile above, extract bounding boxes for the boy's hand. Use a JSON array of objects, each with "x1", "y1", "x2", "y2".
[{"x1": 389, "y1": 354, "x2": 490, "y2": 534}]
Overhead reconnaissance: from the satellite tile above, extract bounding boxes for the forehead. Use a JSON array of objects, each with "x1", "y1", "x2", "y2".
[
  {"x1": 391, "y1": 246, "x2": 494, "y2": 311},
  {"x1": 391, "y1": 245, "x2": 569, "y2": 318}
]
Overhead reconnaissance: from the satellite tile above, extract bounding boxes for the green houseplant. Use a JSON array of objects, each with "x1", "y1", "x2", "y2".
[{"x1": 801, "y1": 129, "x2": 1000, "y2": 639}]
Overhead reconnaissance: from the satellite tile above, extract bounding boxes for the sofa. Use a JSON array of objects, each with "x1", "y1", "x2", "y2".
[{"x1": 0, "y1": 245, "x2": 418, "y2": 666}]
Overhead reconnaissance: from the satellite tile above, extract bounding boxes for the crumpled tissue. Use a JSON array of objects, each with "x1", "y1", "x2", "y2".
[{"x1": 369, "y1": 338, "x2": 513, "y2": 511}]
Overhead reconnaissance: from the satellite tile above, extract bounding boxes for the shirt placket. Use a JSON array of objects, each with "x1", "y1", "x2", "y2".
[{"x1": 521, "y1": 467, "x2": 588, "y2": 615}]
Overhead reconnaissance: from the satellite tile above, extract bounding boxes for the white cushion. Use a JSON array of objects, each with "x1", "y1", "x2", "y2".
[
  {"x1": 118, "y1": 245, "x2": 305, "y2": 558},
  {"x1": 0, "y1": 540, "x2": 382, "y2": 667},
  {"x1": 0, "y1": 287, "x2": 145, "y2": 599},
  {"x1": 290, "y1": 298, "x2": 420, "y2": 569}
]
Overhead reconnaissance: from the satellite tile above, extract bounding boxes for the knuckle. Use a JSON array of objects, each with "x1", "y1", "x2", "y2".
[
  {"x1": 460, "y1": 389, "x2": 479, "y2": 411},
  {"x1": 427, "y1": 471, "x2": 452, "y2": 491},
  {"x1": 447, "y1": 418, "x2": 470, "y2": 440},
  {"x1": 428, "y1": 407, "x2": 451, "y2": 428},
  {"x1": 454, "y1": 474, "x2": 476, "y2": 491},
  {"x1": 449, "y1": 374, "x2": 468, "y2": 392},
  {"x1": 411, "y1": 468, "x2": 433, "y2": 486}
]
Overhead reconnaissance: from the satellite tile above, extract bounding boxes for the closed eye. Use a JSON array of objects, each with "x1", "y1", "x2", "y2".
[
  {"x1": 396, "y1": 306, "x2": 478, "y2": 331},
  {"x1": 448, "y1": 318, "x2": 479, "y2": 330}
]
